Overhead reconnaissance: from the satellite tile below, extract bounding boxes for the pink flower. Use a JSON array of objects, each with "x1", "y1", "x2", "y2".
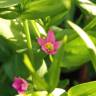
[
  {"x1": 12, "y1": 77, "x2": 28, "y2": 94},
  {"x1": 38, "y1": 30, "x2": 59, "y2": 55}
]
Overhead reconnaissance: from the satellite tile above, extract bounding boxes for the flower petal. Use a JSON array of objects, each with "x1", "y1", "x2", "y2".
[
  {"x1": 54, "y1": 41, "x2": 59, "y2": 49},
  {"x1": 41, "y1": 46, "x2": 48, "y2": 54},
  {"x1": 12, "y1": 77, "x2": 28, "y2": 94},
  {"x1": 37, "y1": 38, "x2": 45, "y2": 46},
  {"x1": 47, "y1": 30, "x2": 55, "y2": 43},
  {"x1": 49, "y1": 50, "x2": 57, "y2": 55}
]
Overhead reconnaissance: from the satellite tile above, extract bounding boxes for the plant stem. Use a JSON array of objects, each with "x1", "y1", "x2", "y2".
[
  {"x1": 49, "y1": 55, "x2": 53, "y2": 63},
  {"x1": 23, "y1": 20, "x2": 32, "y2": 50},
  {"x1": 31, "y1": 20, "x2": 41, "y2": 37}
]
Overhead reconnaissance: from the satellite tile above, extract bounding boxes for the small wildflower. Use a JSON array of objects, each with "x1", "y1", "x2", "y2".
[
  {"x1": 12, "y1": 77, "x2": 28, "y2": 94},
  {"x1": 38, "y1": 30, "x2": 59, "y2": 55}
]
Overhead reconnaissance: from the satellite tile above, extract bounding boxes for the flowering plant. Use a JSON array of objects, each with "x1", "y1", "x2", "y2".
[{"x1": 1, "y1": 0, "x2": 96, "y2": 96}]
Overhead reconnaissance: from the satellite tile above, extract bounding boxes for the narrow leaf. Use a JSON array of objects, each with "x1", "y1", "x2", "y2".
[
  {"x1": 67, "y1": 20, "x2": 96, "y2": 70},
  {"x1": 24, "y1": 54, "x2": 48, "y2": 90}
]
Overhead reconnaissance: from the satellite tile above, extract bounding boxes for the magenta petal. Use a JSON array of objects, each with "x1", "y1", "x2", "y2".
[
  {"x1": 37, "y1": 38, "x2": 45, "y2": 46},
  {"x1": 47, "y1": 30, "x2": 55, "y2": 43},
  {"x1": 54, "y1": 41, "x2": 59, "y2": 49},
  {"x1": 12, "y1": 77, "x2": 28, "y2": 94},
  {"x1": 22, "y1": 83, "x2": 28, "y2": 90},
  {"x1": 12, "y1": 82, "x2": 17, "y2": 89},
  {"x1": 48, "y1": 50, "x2": 57, "y2": 55},
  {"x1": 12, "y1": 77, "x2": 21, "y2": 89},
  {"x1": 41, "y1": 46, "x2": 48, "y2": 54},
  {"x1": 17, "y1": 88, "x2": 23, "y2": 93}
]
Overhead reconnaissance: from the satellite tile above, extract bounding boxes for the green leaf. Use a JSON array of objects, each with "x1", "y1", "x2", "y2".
[
  {"x1": 10, "y1": 20, "x2": 25, "y2": 48},
  {"x1": 67, "y1": 20, "x2": 96, "y2": 54},
  {"x1": 61, "y1": 92, "x2": 68, "y2": 96},
  {"x1": 61, "y1": 37, "x2": 89, "y2": 71},
  {"x1": 60, "y1": 34, "x2": 96, "y2": 71},
  {"x1": 0, "y1": 36, "x2": 15, "y2": 63},
  {"x1": 24, "y1": 54, "x2": 48, "y2": 90},
  {"x1": 58, "y1": 79, "x2": 70, "y2": 89},
  {"x1": 30, "y1": 20, "x2": 46, "y2": 37},
  {"x1": 68, "y1": 81, "x2": 96, "y2": 96},
  {"x1": 0, "y1": 18, "x2": 13, "y2": 38},
  {"x1": 88, "y1": 49, "x2": 96, "y2": 72},
  {"x1": 48, "y1": 11, "x2": 68, "y2": 27},
  {"x1": 3, "y1": 53, "x2": 29, "y2": 79},
  {"x1": 31, "y1": 91, "x2": 48, "y2": 96},
  {"x1": 17, "y1": 91, "x2": 48, "y2": 96},
  {"x1": 84, "y1": 17, "x2": 96, "y2": 31},
  {"x1": 22, "y1": 0, "x2": 71, "y2": 19},
  {"x1": 51, "y1": 26, "x2": 77, "y2": 41},
  {"x1": 67, "y1": 20, "x2": 96, "y2": 70},
  {"x1": 78, "y1": 0, "x2": 96, "y2": 16},
  {"x1": 47, "y1": 37, "x2": 66, "y2": 91},
  {"x1": 0, "y1": 80, "x2": 15, "y2": 96},
  {"x1": 37, "y1": 60, "x2": 48, "y2": 78},
  {"x1": 0, "y1": 0, "x2": 19, "y2": 8},
  {"x1": 0, "y1": 10, "x2": 19, "y2": 19}
]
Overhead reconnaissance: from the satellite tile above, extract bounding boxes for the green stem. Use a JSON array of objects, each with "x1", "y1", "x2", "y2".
[
  {"x1": 31, "y1": 20, "x2": 41, "y2": 37},
  {"x1": 84, "y1": 17, "x2": 96, "y2": 31},
  {"x1": 23, "y1": 20, "x2": 32, "y2": 50},
  {"x1": 49, "y1": 55, "x2": 53, "y2": 63}
]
